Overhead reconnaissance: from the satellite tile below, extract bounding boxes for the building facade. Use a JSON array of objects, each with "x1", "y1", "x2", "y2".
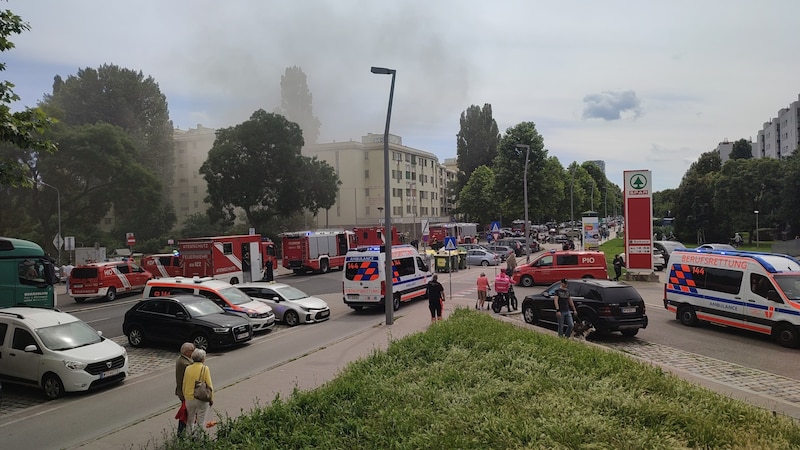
[
  {"x1": 756, "y1": 94, "x2": 800, "y2": 160},
  {"x1": 302, "y1": 133, "x2": 456, "y2": 237},
  {"x1": 172, "y1": 125, "x2": 216, "y2": 227}
]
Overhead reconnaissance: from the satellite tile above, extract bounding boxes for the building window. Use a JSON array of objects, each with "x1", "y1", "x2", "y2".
[
  {"x1": 104, "y1": 217, "x2": 113, "y2": 225},
  {"x1": 365, "y1": 170, "x2": 369, "y2": 179},
  {"x1": 411, "y1": 155, "x2": 416, "y2": 164},
  {"x1": 405, "y1": 171, "x2": 411, "y2": 179},
  {"x1": 406, "y1": 205, "x2": 412, "y2": 213},
  {"x1": 393, "y1": 206, "x2": 403, "y2": 215},
  {"x1": 193, "y1": 186, "x2": 198, "y2": 193},
  {"x1": 405, "y1": 153, "x2": 410, "y2": 162},
  {"x1": 337, "y1": 206, "x2": 341, "y2": 216},
  {"x1": 365, "y1": 188, "x2": 370, "y2": 197},
  {"x1": 194, "y1": 201, "x2": 198, "y2": 208},
  {"x1": 365, "y1": 206, "x2": 370, "y2": 216}
]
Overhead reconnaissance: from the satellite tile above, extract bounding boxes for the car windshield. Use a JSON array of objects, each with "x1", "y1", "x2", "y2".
[
  {"x1": 36, "y1": 320, "x2": 102, "y2": 351},
  {"x1": 274, "y1": 285, "x2": 309, "y2": 301},
  {"x1": 218, "y1": 286, "x2": 253, "y2": 305},
  {"x1": 774, "y1": 275, "x2": 800, "y2": 301},
  {"x1": 183, "y1": 299, "x2": 224, "y2": 317}
]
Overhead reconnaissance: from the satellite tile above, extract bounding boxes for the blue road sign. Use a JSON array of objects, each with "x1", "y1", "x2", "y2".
[{"x1": 444, "y1": 237, "x2": 457, "y2": 251}]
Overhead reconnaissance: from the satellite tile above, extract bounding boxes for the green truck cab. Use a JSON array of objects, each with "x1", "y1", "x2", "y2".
[{"x1": 0, "y1": 237, "x2": 58, "y2": 308}]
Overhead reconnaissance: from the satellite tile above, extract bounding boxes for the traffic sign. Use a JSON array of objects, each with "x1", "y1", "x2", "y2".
[
  {"x1": 491, "y1": 221, "x2": 501, "y2": 241},
  {"x1": 52, "y1": 234, "x2": 64, "y2": 250},
  {"x1": 444, "y1": 237, "x2": 457, "y2": 251},
  {"x1": 64, "y1": 236, "x2": 75, "y2": 251},
  {"x1": 126, "y1": 232, "x2": 136, "y2": 246}
]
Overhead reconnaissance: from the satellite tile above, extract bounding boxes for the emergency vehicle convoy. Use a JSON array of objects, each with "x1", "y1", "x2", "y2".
[
  {"x1": 178, "y1": 234, "x2": 268, "y2": 284},
  {"x1": 343, "y1": 244, "x2": 431, "y2": 311},
  {"x1": 140, "y1": 253, "x2": 181, "y2": 278},
  {"x1": 281, "y1": 229, "x2": 356, "y2": 274},
  {"x1": 664, "y1": 248, "x2": 800, "y2": 348},
  {"x1": 428, "y1": 223, "x2": 478, "y2": 244}
]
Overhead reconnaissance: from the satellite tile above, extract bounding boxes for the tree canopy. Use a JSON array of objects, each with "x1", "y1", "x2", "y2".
[
  {"x1": 200, "y1": 109, "x2": 339, "y2": 232},
  {"x1": 0, "y1": 9, "x2": 57, "y2": 188},
  {"x1": 279, "y1": 66, "x2": 321, "y2": 145},
  {"x1": 455, "y1": 103, "x2": 500, "y2": 191},
  {"x1": 730, "y1": 138, "x2": 753, "y2": 160}
]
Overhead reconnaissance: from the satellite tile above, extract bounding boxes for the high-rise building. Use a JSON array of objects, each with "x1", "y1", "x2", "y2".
[
  {"x1": 755, "y1": 94, "x2": 800, "y2": 159},
  {"x1": 172, "y1": 125, "x2": 216, "y2": 228}
]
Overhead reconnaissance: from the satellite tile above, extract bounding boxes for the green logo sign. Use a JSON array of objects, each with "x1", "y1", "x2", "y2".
[{"x1": 630, "y1": 174, "x2": 648, "y2": 190}]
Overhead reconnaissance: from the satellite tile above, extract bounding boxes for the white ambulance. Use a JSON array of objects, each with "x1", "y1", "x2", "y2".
[
  {"x1": 663, "y1": 248, "x2": 800, "y2": 347},
  {"x1": 343, "y1": 244, "x2": 431, "y2": 311}
]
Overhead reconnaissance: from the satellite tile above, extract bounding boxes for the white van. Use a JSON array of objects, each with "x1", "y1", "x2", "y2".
[
  {"x1": 343, "y1": 245, "x2": 431, "y2": 311},
  {"x1": 663, "y1": 249, "x2": 800, "y2": 347}
]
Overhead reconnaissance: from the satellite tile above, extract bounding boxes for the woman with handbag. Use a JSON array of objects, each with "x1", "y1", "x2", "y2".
[{"x1": 181, "y1": 348, "x2": 214, "y2": 435}]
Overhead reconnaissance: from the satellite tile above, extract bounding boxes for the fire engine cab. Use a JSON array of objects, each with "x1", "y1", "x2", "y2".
[
  {"x1": 352, "y1": 226, "x2": 401, "y2": 246},
  {"x1": 281, "y1": 230, "x2": 356, "y2": 274},
  {"x1": 178, "y1": 235, "x2": 264, "y2": 284}
]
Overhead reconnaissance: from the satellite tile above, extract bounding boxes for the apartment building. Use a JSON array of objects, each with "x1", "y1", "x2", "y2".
[
  {"x1": 172, "y1": 124, "x2": 216, "y2": 227},
  {"x1": 756, "y1": 94, "x2": 800, "y2": 159},
  {"x1": 302, "y1": 133, "x2": 456, "y2": 235}
]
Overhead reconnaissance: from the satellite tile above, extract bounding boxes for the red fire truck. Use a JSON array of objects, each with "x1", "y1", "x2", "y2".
[
  {"x1": 352, "y1": 226, "x2": 401, "y2": 246},
  {"x1": 428, "y1": 223, "x2": 478, "y2": 244},
  {"x1": 281, "y1": 230, "x2": 356, "y2": 274},
  {"x1": 178, "y1": 234, "x2": 265, "y2": 284}
]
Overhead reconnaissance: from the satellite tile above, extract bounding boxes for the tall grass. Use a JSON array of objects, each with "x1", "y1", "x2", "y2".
[{"x1": 161, "y1": 310, "x2": 800, "y2": 449}]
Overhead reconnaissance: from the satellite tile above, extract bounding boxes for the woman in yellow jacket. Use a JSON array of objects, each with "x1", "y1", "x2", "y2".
[{"x1": 181, "y1": 348, "x2": 214, "y2": 435}]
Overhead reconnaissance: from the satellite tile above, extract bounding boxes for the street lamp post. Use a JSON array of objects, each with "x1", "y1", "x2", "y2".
[
  {"x1": 41, "y1": 181, "x2": 62, "y2": 265},
  {"x1": 569, "y1": 165, "x2": 576, "y2": 227},
  {"x1": 371, "y1": 65, "x2": 396, "y2": 326},
  {"x1": 754, "y1": 210, "x2": 759, "y2": 248},
  {"x1": 516, "y1": 144, "x2": 531, "y2": 262}
]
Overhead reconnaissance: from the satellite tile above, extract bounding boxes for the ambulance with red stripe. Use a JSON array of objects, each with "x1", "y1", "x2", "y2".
[
  {"x1": 342, "y1": 244, "x2": 431, "y2": 311},
  {"x1": 664, "y1": 248, "x2": 800, "y2": 348}
]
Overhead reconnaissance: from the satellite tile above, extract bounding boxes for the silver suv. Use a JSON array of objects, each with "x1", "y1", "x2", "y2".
[{"x1": 0, "y1": 307, "x2": 128, "y2": 399}]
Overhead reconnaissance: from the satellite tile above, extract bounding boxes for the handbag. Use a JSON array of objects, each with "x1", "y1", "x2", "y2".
[{"x1": 193, "y1": 365, "x2": 212, "y2": 402}]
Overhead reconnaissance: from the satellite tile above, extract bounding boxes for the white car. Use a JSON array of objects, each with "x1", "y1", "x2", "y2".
[
  {"x1": 0, "y1": 307, "x2": 128, "y2": 399},
  {"x1": 237, "y1": 282, "x2": 331, "y2": 326}
]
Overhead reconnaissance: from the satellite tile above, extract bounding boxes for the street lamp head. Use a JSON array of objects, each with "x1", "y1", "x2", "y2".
[
  {"x1": 754, "y1": 210, "x2": 759, "y2": 214},
  {"x1": 515, "y1": 144, "x2": 530, "y2": 150},
  {"x1": 371, "y1": 66, "x2": 395, "y2": 75}
]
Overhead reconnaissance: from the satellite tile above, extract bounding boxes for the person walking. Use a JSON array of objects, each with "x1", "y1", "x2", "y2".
[
  {"x1": 613, "y1": 254, "x2": 625, "y2": 281},
  {"x1": 426, "y1": 274, "x2": 445, "y2": 322},
  {"x1": 182, "y1": 348, "x2": 214, "y2": 436},
  {"x1": 554, "y1": 279, "x2": 577, "y2": 338},
  {"x1": 494, "y1": 270, "x2": 511, "y2": 311},
  {"x1": 174, "y1": 342, "x2": 195, "y2": 434},
  {"x1": 505, "y1": 252, "x2": 517, "y2": 276},
  {"x1": 476, "y1": 272, "x2": 491, "y2": 310}
]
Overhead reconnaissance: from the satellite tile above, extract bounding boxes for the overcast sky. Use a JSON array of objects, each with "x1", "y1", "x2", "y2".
[{"x1": 6, "y1": 0, "x2": 799, "y2": 191}]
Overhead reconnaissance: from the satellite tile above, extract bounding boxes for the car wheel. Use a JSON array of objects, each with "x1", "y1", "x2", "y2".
[
  {"x1": 293, "y1": 269, "x2": 304, "y2": 275},
  {"x1": 42, "y1": 373, "x2": 65, "y2": 400},
  {"x1": 74, "y1": 297, "x2": 85, "y2": 304},
  {"x1": 105, "y1": 287, "x2": 116, "y2": 302},
  {"x1": 773, "y1": 323, "x2": 800, "y2": 348},
  {"x1": 520, "y1": 275, "x2": 534, "y2": 287},
  {"x1": 678, "y1": 305, "x2": 698, "y2": 326},
  {"x1": 522, "y1": 304, "x2": 538, "y2": 325},
  {"x1": 284, "y1": 310, "x2": 300, "y2": 327},
  {"x1": 581, "y1": 274, "x2": 595, "y2": 279},
  {"x1": 392, "y1": 293, "x2": 401, "y2": 311},
  {"x1": 580, "y1": 313, "x2": 601, "y2": 339},
  {"x1": 349, "y1": 305, "x2": 363, "y2": 311},
  {"x1": 320, "y1": 259, "x2": 329, "y2": 273},
  {"x1": 481, "y1": 260, "x2": 489, "y2": 266},
  {"x1": 127, "y1": 326, "x2": 145, "y2": 347},
  {"x1": 192, "y1": 333, "x2": 211, "y2": 350},
  {"x1": 621, "y1": 329, "x2": 639, "y2": 337},
  {"x1": 230, "y1": 277, "x2": 239, "y2": 285}
]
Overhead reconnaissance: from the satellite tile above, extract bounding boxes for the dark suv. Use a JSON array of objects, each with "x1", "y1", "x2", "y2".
[{"x1": 521, "y1": 279, "x2": 648, "y2": 337}]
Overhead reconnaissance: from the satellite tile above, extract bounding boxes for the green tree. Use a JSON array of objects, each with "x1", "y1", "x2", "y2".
[
  {"x1": 200, "y1": 110, "x2": 339, "y2": 232},
  {"x1": 178, "y1": 212, "x2": 229, "y2": 239},
  {"x1": 41, "y1": 64, "x2": 174, "y2": 194},
  {"x1": 279, "y1": 66, "x2": 321, "y2": 144},
  {"x1": 653, "y1": 189, "x2": 678, "y2": 219},
  {"x1": 715, "y1": 158, "x2": 783, "y2": 241},
  {"x1": 781, "y1": 149, "x2": 800, "y2": 238},
  {"x1": 0, "y1": 9, "x2": 57, "y2": 188},
  {"x1": 729, "y1": 138, "x2": 753, "y2": 160},
  {"x1": 673, "y1": 151, "x2": 722, "y2": 243},
  {"x1": 455, "y1": 104, "x2": 500, "y2": 192},
  {"x1": 492, "y1": 122, "x2": 560, "y2": 223},
  {"x1": 458, "y1": 165, "x2": 497, "y2": 225}
]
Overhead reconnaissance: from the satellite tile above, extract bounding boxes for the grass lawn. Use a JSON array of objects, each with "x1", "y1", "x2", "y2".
[{"x1": 162, "y1": 310, "x2": 800, "y2": 449}]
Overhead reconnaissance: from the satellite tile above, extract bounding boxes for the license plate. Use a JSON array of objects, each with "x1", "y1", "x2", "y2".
[
  {"x1": 236, "y1": 332, "x2": 249, "y2": 340},
  {"x1": 73, "y1": 284, "x2": 84, "y2": 288},
  {"x1": 347, "y1": 294, "x2": 359, "y2": 299},
  {"x1": 621, "y1": 307, "x2": 637, "y2": 314},
  {"x1": 100, "y1": 368, "x2": 120, "y2": 379}
]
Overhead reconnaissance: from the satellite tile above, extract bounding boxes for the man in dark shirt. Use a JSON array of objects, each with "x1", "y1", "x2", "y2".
[
  {"x1": 426, "y1": 275, "x2": 445, "y2": 323},
  {"x1": 554, "y1": 279, "x2": 577, "y2": 338}
]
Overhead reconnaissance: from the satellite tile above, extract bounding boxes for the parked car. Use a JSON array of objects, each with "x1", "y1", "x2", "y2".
[
  {"x1": 457, "y1": 243, "x2": 488, "y2": 252},
  {"x1": 123, "y1": 294, "x2": 253, "y2": 350},
  {"x1": 521, "y1": 279, "x2": 648, "y2": 338},
  {"x1": 486, "y1": 245, "x2": 514, "y2": 262},
  {"x1": 464, "y1": 249, "x2": 501, "y2": 266},
  {"x1": 697, "y1": 243, "x2": 737, "y2": 251},
  {"x1": 510, "y1": 237, "x2": 541, "y2": 253},
  {"x1": 0, "y1": 307, "x2": 128, "y2": 399},
  {"x1": 143, "y1": 277, "x2": 275, "y2": 332},
  {"x1": 69, "y1": 260, "x2": 153, "y2": 302},
  {"x1": 237, "y1": 282, "x2": 331, "y2": 326},
  {"x1": 653, "y1": 248, "x2": 666, "y2": 271},
  {"x1": 653, "y1": 240, "x2": 687, "y2": 260},
  {"x1": 496, "y1": 239, "x2": 524, "y2": 257}
]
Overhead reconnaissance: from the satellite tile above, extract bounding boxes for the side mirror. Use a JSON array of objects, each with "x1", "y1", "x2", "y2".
[
  {"x1": 272, "y1": 296, "x2": 281, "y2": 302},
  {"x1": 24, "y1": 344, "x2": 38, "y2": 353}
]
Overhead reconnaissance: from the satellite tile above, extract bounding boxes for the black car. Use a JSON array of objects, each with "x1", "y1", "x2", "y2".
[
  {"x1": 521, "y1": 279, "x2": 648, "y2": 337},
  {"x1": 123, "y1": 295, "x2": 252, "y2": 350}
]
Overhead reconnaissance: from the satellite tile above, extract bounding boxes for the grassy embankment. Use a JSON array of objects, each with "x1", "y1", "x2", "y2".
[{"x1": 161, "y1": 309, "x2": 800, "y2": 449}]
